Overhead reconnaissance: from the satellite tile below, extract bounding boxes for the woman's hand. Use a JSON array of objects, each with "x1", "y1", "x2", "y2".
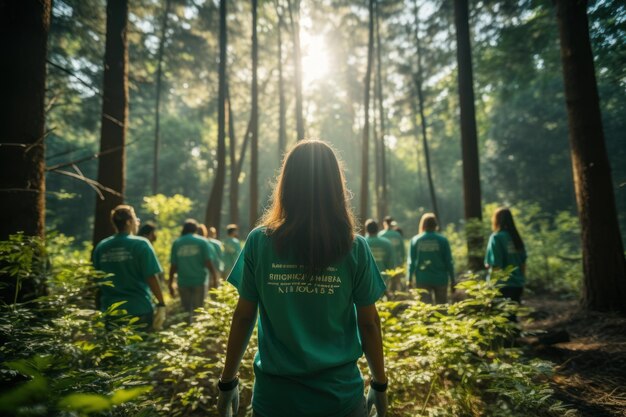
[
  {"x1": 367, "y1": 384, "x2": 388, "y2": 417},
  {"x1": 217, "y1": 378, "x2": 239, "y2": 417}
]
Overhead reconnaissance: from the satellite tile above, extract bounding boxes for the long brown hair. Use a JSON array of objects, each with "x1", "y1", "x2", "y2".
[
  {"x1": 492, "y1": 207, "x2": 525, "y2": 252},
  {"x1": 260, "y1": 140, "x2": 356, "y2": 273}
]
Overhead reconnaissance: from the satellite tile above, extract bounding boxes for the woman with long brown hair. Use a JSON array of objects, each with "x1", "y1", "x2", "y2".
[
  {"x1": 484, "y1": 207, "x2": 527, "y2": 304},
  {"x1": 217, "y1": 140, "x2": 387, "y2": 417}
]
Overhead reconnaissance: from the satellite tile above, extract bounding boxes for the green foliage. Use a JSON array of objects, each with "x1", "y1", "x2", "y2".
[
  {"x1": 444, "y1": 202, "x2": 582, "y2": 296},
  {"x1": 377, "y1": 274, "x2": 571, "y2": 416},
  {"x1": 1, "y1": 235, "x2": 573, "y2": 416},
  {"x1": 141, "y1": 194, "x2": 194, "y2": 272}
]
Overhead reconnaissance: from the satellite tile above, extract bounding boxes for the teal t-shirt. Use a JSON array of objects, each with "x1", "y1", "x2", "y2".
[
  {"x1": 365, "y1": 235, "x2": 396, "y2": 274},
  {"x1": 378, "y1": 229, "x2": 405, "y2": 267},
  {"x1": 222, "y1": 236, "x2": 241, "y2": 274},
  {"x1": 170, "y1": 234, "x2": 215, "y2": 287},
  {"x1": 93, "y1": 233, "x2": 163, "y2": 316},
  {"x1": 407, "y1": 231, "x2": 454, "y2": 287},
  {"x1": 484, "y1": 231, "x2": 527, "y2": 287},
  {"x1": 228, "y1": 227, "x2": 386, "y2": 417},
  {"x1": 208, "y1": 237, "x2": 225, "y2": 272}
]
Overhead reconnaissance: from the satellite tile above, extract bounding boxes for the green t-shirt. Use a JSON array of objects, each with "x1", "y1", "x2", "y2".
[
  {"x1": 365, "y1": 235, "x2": 396, "y2": 275},
  {"x1": 93, "y1": 233, "x2": 163, "y2": 316},
  {"x1": 228, "y1": 227, "x2": 386, "y2": 417},
  {"x1": 170, "y1": 234, "x2": 215, "y2": 287},
  {"x1": 484, "y1": 231, "x2": 527, "y2": 287},
  {"x1": 222, "y1": 236, "x2": 241, "y2": 274},
  {"x1": 378, "y1": 229, "x2": 405, "y2": 267},
  {"x1": 208, "y1": 237, "x2": 225, "y2": 272},
  {"x1": 407, "y1": 231, "x2": 454, "y2": 287}
]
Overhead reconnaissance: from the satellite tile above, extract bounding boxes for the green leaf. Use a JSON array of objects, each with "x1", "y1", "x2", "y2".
[
  {"x1": 0, "y1": 376, "x2": 47, "y2": 412},
  {"x1": 110, "y1": 386, "x2": 152, "y2": 405},
  {"x1": 58, "y1": 393, "x2": 112, "y2": 413}
]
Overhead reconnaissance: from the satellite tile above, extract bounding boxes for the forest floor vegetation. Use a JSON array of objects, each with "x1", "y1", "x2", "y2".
[{"x1": 522, "y1": 296, "x2": 626, "y2": 417}]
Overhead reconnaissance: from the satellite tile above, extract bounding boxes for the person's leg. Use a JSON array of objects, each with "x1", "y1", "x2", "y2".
[
  {"x1": 416, "y1": 284, "x2": 433, "y2": 304},
  {"x1": 178, "y1": 286, "x2": 193, "y2": 322},
  {"x1": 188, "y1": 285, "x2": 207, "y2": 323},
  {"x1": 433, "y1": 285, "x2": 448, "y2": 305},
  {"x1": 500, "y1": 286, "x2": 523, "y2": 303},
  {"x1": 499, "y1": 286, "x2": 523, "y2": 322}
]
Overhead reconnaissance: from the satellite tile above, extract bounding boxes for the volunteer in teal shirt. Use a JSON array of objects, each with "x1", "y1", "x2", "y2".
[
  {"x1": 93, "y1": 205, "x2": 165, "y2": 330},
  {"x1": 484, "y1": 207, "x2": 527, "y2": 304},
  {"x1": 364, "y1": 219, "x2": 396, "y2": 275},
  {"x1": 378, "y1": 216, "x2": 405, "y2": 267},
  {"x1": 217, "y1": 140, "x2": 388, "y2": 417},
  {"x1": 223, "y1": 224, "x2": 242, "y2": 275},
  {"x1": 407, "y1": 213, "x2": 454, "y2": 304},
  {"x1": 169, "y1": 219, "x2": 219, "y2": 323}
]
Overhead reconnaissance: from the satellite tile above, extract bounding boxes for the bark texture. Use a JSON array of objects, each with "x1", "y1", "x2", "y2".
[
  {"x1": 453, "y1": 0, "x2": 483, "y2": 270},
  {"x1": 555, "y1": 0, "x2": 626, "y2": 313},
  {"x1": 93, "y1": 0, "x2": 129, "y2": 246},
  {"x1": 205, "y1": 0, "x2": 228, "y2": 234},
  {"x1": 360, "y1": 0, "x2": 375, "y2": 223}
]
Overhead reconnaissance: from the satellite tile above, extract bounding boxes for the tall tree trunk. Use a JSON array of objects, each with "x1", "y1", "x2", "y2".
[
  {"x1": 93, "y1": 0, "x2": 130, "y2": 246},
  {"x1": 0, "y1": 0, "x2": 50, "y2": 304},
  {"x1": 374, "y1": 0, "x2": 388, "y2": 218},
  {"x1": 360, "y1": 0, "x2": 375, "y2": 223},
  {"x1": 453, "y1": 0, "x2": 482, "y2": 270},
  {"x1": 277, "y1": 5, "x2": 287, "y2": 158},
  {"x1": 227, "y1": 81, "x2": 239, "y2": 225},
  {"x1": 250, "y1": 0, "x2": 260, "y2": 228},
  {"x1": 373, "y1": 92, "x2": 382, "y2": 220},
  {"x1": 287, "y1": 0, "x2": 305, "y2": 141},
  {"x1": 413, "y1": 0, "x2": 440, "y2": 223},
  {"x1": 152, "y1": 0, "x2": 172, "y2": 195},
  {"x1": 555, "y1": 0, "x2": 626, "y2": 313},
  {"x1": 205, "y1": 0, "x2": 228, "y2": 234}
]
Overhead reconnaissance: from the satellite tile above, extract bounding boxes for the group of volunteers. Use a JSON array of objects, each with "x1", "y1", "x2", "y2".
[
  {"x1": 92, "y1": 139, "x2": 527, "y2": 417},
  {"x1": 363, "y1": 208, "x2": 526, "y2": 308},
  {"x1": 92, "y1": 209, "x2": 242, "y2": 329}
]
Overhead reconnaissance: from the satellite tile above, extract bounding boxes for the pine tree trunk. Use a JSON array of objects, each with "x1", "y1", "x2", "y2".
[
  {"x1": 0, "y1": 0, "x2": 49, "y2": 240},
  {"x1": 287, "y1": 0, "x2": 305, "y2": 141},
  {"x1": 205, "y1": 0, "x2": 228, "y2": 234},
  {"x1": 413, "y1": 0, "x2": 440, "y2": 223},
  {"x1": 250, "y1": 0, "x2": 260, "y2": 229},
  {"x1": 152, "y1": 0, "x2": 172, "y2": 195},
  {"x1": 360, "y1": 0, "x2": 375, "y2": 223},
  {"x1": 375, "y1": 1, "x2": 388, "y2": 218},
  {"x1": 555, "y1": 0, "x2": 626, "y2": 313},
  {"x1": 227, "y1": 81, "x2": 239, "y2": 225},
  {"x1": 277, "y1": 8, "x2": 287, "y2": 158},
  {"x1": 93, "y1": 0, "x2": 129, "y2": 246},
  {"x1": 453, "y1": 0, "x2": 483, "y2": 270},
  {"x1": 0, "y1": 0, "x2": 50, "y2": 303}
]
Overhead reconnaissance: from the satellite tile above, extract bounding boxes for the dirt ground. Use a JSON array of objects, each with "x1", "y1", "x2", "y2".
[{"x1": 522, "y1": 296, "x2": 626, "y2": 417}]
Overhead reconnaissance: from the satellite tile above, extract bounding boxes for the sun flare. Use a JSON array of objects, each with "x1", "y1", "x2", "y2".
[{"x1": 300, "y1": 32, "x2": 330, "y2": 87}]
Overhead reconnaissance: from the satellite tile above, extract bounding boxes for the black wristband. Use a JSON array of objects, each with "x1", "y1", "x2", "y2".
[
  {"x1": 157, "y1": 302, "x2": 166, "y2": 307},
  {"x1": 370, "y1": 379, "x2": 388, "y2": 392},
  {"x1": 218, "y1": 376, "x2": 239, "y2": 391}
]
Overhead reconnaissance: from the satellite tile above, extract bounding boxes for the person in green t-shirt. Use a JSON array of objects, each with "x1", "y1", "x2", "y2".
[
  {"x1": 378, "y1": 216, "x2": 405, "y2": 294},
  {"x1": 208, "y1": 226, "x2": 225, "y2": 284},
  {"x1": 217, "y1": 140, "x2": 388, "y2": 417},
  {"x1": 378, "y1": 216, "x2": 406, "y2": 268},
  {"x1": 92, "y1": 205, "x2": 166, "y2": 331},
  {"x1": 222, "y1": 224, "x2": 242, "y2": 276},
  {"x1": 364, "y1": 219, "x2": 395, "y2": 275},
  {"x1": 484, "y1": 207, "x2": 527, "y2": 305},
  {"x1": 169, "y1": 219, "x2": 219, "y2": 324},
  {"x1": 407, "y1": 213, "x2": 455, "y2": 305}
]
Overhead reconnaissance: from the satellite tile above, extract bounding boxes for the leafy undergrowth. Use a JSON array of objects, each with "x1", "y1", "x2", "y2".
[{"x1": 1, "y1": 234, "x2": 572, "y2": 416}]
